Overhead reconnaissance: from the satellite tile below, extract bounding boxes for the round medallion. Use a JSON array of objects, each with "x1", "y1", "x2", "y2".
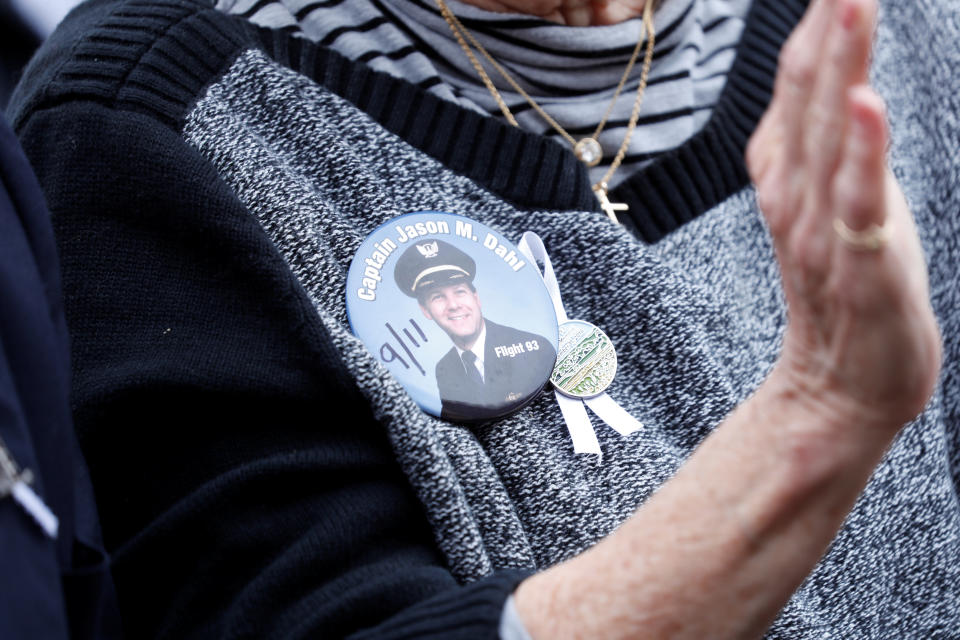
[
  {"x1": 550, "y1": 319, "x2": 617, "y2": 399},
  {"x1": 346, "y1": 212, "x2": 559, "y2": 423},
  {"x1": 574, "y1": 138, "x2": 603, "y2": 167}
]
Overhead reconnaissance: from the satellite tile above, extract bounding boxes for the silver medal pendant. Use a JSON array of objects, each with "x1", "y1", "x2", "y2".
[{"x1": 550, "y1": 319, "x2": 617, "y2": 399}]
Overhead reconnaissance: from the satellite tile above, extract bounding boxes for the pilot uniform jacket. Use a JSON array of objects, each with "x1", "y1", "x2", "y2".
[
  {"x1": 435, "y1": 320, "x2": 556, "y2": 422},
  {"x1": 8, "y1": 0, "x2": 960, "y2": 638}
]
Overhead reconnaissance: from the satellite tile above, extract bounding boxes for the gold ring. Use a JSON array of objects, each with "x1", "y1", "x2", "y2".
[{"x1": 832, "y1": 217, "x2": 892, "y2": 252}]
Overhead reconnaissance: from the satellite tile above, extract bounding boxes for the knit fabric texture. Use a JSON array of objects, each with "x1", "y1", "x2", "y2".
[{"x1": 8, "y1": 0, "x2": 960, "y2": 637}]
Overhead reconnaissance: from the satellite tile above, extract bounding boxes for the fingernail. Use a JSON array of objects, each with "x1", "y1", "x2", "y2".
[{"x1": 842, "y1": 0, "x2": 859, "y2": 30}]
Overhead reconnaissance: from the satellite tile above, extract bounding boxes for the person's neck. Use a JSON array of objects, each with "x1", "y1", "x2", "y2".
[
  {"x1": 452, "y1": 320, "x2": 485, "y2": 352},
  {"x1": 454, "y1": 0, "x2": 654, "y2": 26}
]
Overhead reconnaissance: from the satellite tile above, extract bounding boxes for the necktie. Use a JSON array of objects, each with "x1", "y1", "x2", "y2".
[{"x1": 460, "y1": 351, "x2": 483, "y2": 384}]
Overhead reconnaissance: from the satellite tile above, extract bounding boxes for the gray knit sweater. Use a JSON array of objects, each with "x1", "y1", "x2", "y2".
[{"x1": 10, "y1": 0, "x2": 960, "y2": 636}]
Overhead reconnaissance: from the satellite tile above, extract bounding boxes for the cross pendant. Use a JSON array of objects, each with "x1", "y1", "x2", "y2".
[{"x1": 594, "y1": 185, "x2": 628, "y2": 224}]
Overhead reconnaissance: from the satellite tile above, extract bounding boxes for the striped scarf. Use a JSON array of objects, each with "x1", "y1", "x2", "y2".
[{"x1": 216, "y1": 0, "x2": 751, "y2": 187}]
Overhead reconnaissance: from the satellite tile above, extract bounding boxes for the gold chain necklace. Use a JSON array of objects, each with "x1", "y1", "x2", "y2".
[{"x1": 435, "y1": 0, "x2": 656, "y2": 222}]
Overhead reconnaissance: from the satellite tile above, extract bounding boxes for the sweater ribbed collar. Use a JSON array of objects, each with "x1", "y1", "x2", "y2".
[
  {"x1": 248, "y1": 0, "x2": 808, "y2": 241},
  {"x1": 11, "y1": 0, "x2": 808, "y2": 243}
]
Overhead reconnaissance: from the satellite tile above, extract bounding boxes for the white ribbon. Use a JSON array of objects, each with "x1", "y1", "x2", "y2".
[{"x1": 517, "y1": 232, "x2": 642, "y2": 457}]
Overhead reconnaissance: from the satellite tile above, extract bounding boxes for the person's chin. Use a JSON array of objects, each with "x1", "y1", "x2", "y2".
[{"x1": 447, "y1": 326, "x2": 479, "y2": 344}]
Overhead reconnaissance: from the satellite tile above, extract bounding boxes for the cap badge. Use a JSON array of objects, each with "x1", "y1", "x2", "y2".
[{"x1": 417, "y1": 241, "x2": 439, "y2": 258}]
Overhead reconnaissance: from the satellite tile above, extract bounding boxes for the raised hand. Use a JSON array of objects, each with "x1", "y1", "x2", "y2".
[
  {"x1": 516, "y1": 4, "x2": 945, "y2": 638},
  {"x1": 747, "y1": 0, "x2": 941, "y2": 436}
]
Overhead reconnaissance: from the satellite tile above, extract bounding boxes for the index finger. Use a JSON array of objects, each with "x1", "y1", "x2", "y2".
[{"x1": 774, "y1": 0, "x2": 837, "y2": 163}]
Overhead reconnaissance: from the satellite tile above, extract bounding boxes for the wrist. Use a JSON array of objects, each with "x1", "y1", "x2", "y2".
[{"x1": 760, "y1": 362, "x2": 904, "y2": 472}]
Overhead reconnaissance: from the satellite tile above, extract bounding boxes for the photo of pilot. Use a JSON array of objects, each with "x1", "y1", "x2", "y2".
[{"x1": 394, "y1": 238, "x2": 557, "y2": 422}]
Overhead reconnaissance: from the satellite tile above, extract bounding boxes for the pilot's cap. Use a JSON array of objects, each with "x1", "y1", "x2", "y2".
[{"x1": 394, "y1": 239, "x2": 476, "y2": 298}]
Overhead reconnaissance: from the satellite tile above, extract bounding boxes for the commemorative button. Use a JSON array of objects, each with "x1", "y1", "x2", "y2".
[
  {"x1": 346, "y1": 212, "x2": 559, "y2": 423},
  {"x1": 550, "y1": 319, "x2": 617, "y2": 399}
]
